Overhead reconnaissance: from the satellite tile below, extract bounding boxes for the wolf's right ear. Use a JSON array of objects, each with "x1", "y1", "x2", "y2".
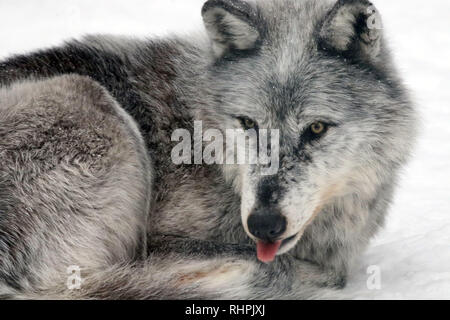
[{"x1": 202, "y1": 0, "x2": 260, "y2": 58}]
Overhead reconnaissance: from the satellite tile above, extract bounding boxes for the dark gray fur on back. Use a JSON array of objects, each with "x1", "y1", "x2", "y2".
[{"x1": 0, "y1": 0, "x2": 416, "y2": 299}]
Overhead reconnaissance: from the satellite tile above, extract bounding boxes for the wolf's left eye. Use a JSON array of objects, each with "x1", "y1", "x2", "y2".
[
  {"x1": 310, "y1": 122, "x2": 326, "y2": 135},
  {"x1": 301, "y1": 121, "x2": 332, "y2": 144}
]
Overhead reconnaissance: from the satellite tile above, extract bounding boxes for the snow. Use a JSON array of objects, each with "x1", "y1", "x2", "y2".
[{"x1": 0, "y1": 0, "x2": 449, "y2": 299}]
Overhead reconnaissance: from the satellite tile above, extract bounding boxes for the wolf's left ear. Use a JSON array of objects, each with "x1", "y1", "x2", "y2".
[
  {"x1": 318, "y1": 0, "x2": 383, "y2": 62},
  {"x1": 202, "y1": 0, "x2": 260, "y2": 58}
]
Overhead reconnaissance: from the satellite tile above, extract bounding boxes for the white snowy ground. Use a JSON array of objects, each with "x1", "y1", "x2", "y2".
[{"x1": 0, "y1": 0, "x2": 449, "y2": 299}]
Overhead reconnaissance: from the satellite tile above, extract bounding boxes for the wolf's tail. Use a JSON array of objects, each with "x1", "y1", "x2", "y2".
[{"x1": 1, "y1": 251, "x2": 261, "y2": 300}]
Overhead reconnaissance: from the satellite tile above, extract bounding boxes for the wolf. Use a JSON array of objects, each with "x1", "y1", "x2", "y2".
[{"x1": 0, "y1": 0, "x2": 416, "y2": 299}]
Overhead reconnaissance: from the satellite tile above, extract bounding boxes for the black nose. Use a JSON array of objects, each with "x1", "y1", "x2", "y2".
[{"x1": 247, "y1": 208, "x2": 287, "y2": 242}]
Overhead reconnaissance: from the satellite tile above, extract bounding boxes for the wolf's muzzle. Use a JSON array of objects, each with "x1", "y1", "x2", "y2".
[{"x1": 247, "y1": 207, "x2": 287, "y2": 243}]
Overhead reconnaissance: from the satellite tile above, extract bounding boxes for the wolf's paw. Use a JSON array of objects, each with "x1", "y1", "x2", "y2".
[{"x1": 319, "y1": 271, "x2": 347, "y2": 289}]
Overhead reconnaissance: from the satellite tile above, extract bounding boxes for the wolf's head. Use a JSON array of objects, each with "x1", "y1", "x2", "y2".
[{"x1": 198, "y1": 0, "x2": 416, "y2": 262}]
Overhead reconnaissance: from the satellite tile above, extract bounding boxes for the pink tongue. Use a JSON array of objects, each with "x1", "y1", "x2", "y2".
[{"x1": 256, "y1": 240, "x2": 282, "y2": 263}]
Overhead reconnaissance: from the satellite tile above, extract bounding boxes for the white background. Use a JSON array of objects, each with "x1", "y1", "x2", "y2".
[{"x1": 0, "y1": 0, "x2": 449, "y2": 299}]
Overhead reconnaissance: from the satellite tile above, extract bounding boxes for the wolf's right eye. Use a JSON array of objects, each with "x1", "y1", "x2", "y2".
[{"x1": 237, "y1": 117, "x2": 258, "y2": 131}]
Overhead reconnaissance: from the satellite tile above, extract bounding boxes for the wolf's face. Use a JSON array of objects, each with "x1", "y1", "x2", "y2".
[{"x1": 200, "y1": 0, "x2": 415, "y2": 261}]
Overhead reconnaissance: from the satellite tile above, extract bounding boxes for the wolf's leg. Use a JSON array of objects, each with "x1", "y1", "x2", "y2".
[
  {"x1": 0, "y1": 75, "x2": 152, "y2": 297},
  {"x1": 144, "y1": 236, "x2": 343, "y2": 299}
]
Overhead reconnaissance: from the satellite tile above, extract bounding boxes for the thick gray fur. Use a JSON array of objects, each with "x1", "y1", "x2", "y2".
[{"x1": 0, "y1": 0, "x2": 417, "y2": 299}]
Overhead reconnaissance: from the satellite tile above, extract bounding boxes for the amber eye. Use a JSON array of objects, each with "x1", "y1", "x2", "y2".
[
  {"x1": 244, "y1": 118, "x2": 255, "y2": 129},
  {"x1": 238, "y1": 117, "x2": 257, "y2": 130},
  {"x1": 310, "y1": 122, "x2": 326, "y2": 135}
]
